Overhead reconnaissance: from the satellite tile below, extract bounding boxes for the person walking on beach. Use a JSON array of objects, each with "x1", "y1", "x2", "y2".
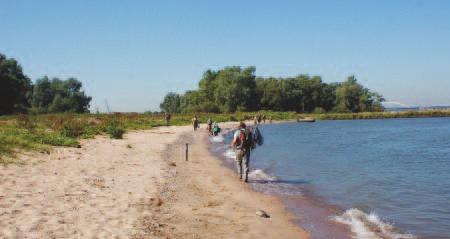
[
  {"x1": 212, "y1": 121, "x2": 221, "y2": 136},
  {"x1": 192, "y1": 115, "x2": 199, "y2": 131},
  {"x1": 164, "y1": 113, "x2": 171, "y2": 126},
  {"x1": 254, "y1": 116, "x2": 258, "y2": 125},
  {"x1": 230, "y1": 122, "x2": 254, "y2": 182},
  {"x1": 207, "y1": 118, "x2": 213, "y2": 135}
]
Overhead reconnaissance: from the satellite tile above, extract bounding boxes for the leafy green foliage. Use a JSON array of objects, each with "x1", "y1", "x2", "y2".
[
  {"x1": 105, "y1": 126, "x2": 125, "y2": 139},
  {"x1": 104, "y1": 122, "x2": 125, "y2": 139},
  {"x1": 0, "y1": 54, "x2": 32, "y2": 115},
  {"x1": 160, "y1": 67, "x2": 384, "y2": 113},
  {"x1": 334, "y1": 76, "x2": 384, "y2": 113},
  {"x1": 160, "y1": 66, "x2": 259, "y2": 113},
  {"x1": 160, "y1": 92, "x2": 181, "y2": 113},
  {"x1": 0, "y1": 53, "x2": 92, "y2": 115},
  {"x1": 30, "y1": 77, "x2": 91, "y2": 114}
]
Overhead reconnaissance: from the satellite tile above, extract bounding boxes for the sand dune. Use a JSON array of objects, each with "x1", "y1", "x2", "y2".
[{"x1": 0, "y1": 125, "x2": 307, "y2": 239}]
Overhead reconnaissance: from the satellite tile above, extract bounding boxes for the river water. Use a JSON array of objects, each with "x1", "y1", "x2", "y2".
[{"x1": 212, "y1": 118, "x2": 450, "y2": 239}]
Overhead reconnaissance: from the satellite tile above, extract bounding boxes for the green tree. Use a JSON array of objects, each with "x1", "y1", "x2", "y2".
[
  {"x1": 160, "y1": 92, "x2": 181, "y2": 113},
  {"x1": 320, "y1": 83, "x2": 338, "y2": 112},
  {"x1": 31, "y1": 77, "x2": 91, "y2": 113},
  {"x1": 160, "y1": 66, "x2": 384, "y2": 114},
  {"x1": 212, "y1": 66, "x2": 257, "y2": 112},
  {"x1": 0, "y1": 54, "x2": 32, "y2": 115},
  {"x1": 198, "y1": 69, "x2": 217, "y2": 102},
  {"x1": 334, "y1": 76, "x2": 384, "y2": 113},
  {"x1": 256, "y1": 77, "x2": 283, "y2": 111}
]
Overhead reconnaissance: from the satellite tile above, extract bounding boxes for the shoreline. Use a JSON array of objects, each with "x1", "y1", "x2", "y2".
[
  {"x1": 149, "y1": 123, "x2": 308, "y2": 238},
  {"x1": 213, "y1": 120, "x2": 426, "y2": 239},
  {"x1": 210, "y1": 121, "x2": 353, "y2": 239},
  {"x1": 0, "y1": 124, "x2": 308, "y2": 238},
  {"x1": 3, "y1": 112, "x2": 450, "y2": 163}
]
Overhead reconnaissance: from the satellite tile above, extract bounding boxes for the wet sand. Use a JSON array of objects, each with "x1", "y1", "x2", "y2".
[
  {"x1": 0, "y1": 124, "x2": 307, "y2": 238},
  {"x1": 210, "y1": 122, "x2": 353, "y2": 239}
]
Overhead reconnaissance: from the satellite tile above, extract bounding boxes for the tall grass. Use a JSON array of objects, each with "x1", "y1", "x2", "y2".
[{"x1": 1, "y1": 110, "x2": 449, "y2": 163}]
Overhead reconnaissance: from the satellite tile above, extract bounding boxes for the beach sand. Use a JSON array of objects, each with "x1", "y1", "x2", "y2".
[{"x1": 0, "y1": 124, "x2": 308, "y2": 239}]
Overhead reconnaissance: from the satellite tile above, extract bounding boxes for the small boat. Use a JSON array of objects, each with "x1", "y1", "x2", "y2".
[{"x1": 297, "y1": 118, "x2": 316, "y2": 122}]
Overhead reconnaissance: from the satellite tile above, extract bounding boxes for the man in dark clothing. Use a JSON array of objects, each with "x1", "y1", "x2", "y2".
[{"x1": 192, "y1": 115, "x2": 199, "y2": 131}]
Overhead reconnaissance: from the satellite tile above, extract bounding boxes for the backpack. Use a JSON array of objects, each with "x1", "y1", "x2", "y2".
[
  {"x1": 253, "y1": 126, "x2": 264, "y2": 146},
  {"x1": 239, "y1": 127, "x2": 254, "y2": 150}
]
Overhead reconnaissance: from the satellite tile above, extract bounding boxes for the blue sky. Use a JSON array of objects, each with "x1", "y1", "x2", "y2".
[{"x1": 1, "y1": 0, "x2": 450, "y2": 111}]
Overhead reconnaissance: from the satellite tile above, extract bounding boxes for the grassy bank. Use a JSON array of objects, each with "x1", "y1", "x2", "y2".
[
  {"x1": 1, "y1": 110, "x2": 449, "y2": 164},
  {"x1": 309, "y1": 110, "x2": 450, "y2": 120},
  {"x1": 0, "y1": 113, "x2": 212, "y2": 163}
]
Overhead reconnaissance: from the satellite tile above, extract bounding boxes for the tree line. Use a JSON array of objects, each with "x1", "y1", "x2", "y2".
[
  {"x1": 160, "y1": 66, "x2": 385, "y2": 113},
  {"x1": 0, "y1": 53, "x2": 91, "y2": 115}
]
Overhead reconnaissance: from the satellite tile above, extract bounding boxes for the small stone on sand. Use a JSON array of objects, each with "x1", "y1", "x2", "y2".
[{"x1": 256, "y1": 210, "x2": 270, "y2": 218}]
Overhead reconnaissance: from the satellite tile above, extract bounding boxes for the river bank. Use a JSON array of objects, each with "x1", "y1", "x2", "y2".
[
  {"x1": 214, "y1": 118, "x2": 450, "y2": 239},
  {"x1": 2, "y1": 111, "x2": 450, "y2": 163},
  {"x1": 0, "y1": 124, "x2": 307, "y2": 238},
  {"x1": 210, "y1": 122, "x2": 353, "y2": 239}
]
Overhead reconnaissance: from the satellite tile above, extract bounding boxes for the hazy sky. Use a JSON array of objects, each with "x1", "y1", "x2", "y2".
[{"x1": 1, "y1": 0, "x2": 450, "y2": 111}]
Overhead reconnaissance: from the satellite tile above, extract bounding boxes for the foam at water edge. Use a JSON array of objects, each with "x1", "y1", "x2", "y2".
[
  {"x1": 248, "y1": 169, "x2": 277, "y2": 181},
  {"x1": 224, "y1": 149, "x2": 236, "y2": 159},
  {"x1": 333, "y1": 208, "x2": 416, "y2": 239},
  {"x1": 210, "y1": 134, "x2": 225, "y2": 143}
]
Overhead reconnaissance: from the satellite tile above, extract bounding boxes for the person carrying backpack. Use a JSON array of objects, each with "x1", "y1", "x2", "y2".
[{"x1": 230, "y1": 122, "x2": 255, "y2": 182}]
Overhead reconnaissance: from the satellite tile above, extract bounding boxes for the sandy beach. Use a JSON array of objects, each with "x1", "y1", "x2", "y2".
[{"x1": 0, "y1": 124, "x2": 308, "y2": 239}]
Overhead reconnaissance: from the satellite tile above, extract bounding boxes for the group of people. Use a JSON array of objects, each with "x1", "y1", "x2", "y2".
[
  {"x1": 194, "y1": 116, "x2": 264, "y2": 183},
  {"x1": 191, "y1": 115, "x2": 221, "y2": 136},
  {"x1": 253, "y1": 114, "x2": 272, "y2": 125},
  {"x1": 206, "y1": 118, "x2": 221, "y2": 136},
  {"x1": 166, "y1": 113, "x2": 263, "y2": 183}
]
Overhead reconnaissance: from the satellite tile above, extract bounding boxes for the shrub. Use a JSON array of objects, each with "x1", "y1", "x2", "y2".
[
  {"x1": 105, "y1": 125, "x2": 125, "y2": 139},
  {"x1": 37, "y1": 132, "x2": 79, "y2": 147},
  {"x1": 81, "y1": 125, "x2": 102, "y2": 139},
  {"x1": 103, "y1": 119, "x2": 125, "y2": 139},
  {"x1": 60, "y1": 120, "x2": 85, "y2": 138}
]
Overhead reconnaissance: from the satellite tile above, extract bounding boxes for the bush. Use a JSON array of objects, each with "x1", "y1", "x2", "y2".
[
  {"x1": 81, "y1": 125, "x2": 102, "y2": 139},
  {"x1": 60, "y1": 120, "x2": 85, "y2": 138},
  {"x1": 105, "y1": 125, "x2": 125, "y2": 139},
  {"x1": 103, "y1": 118, "x2": 125, "y2": 139},
  {"x1": 37, "y1": 132, "x2": 79, "y2": 147}
]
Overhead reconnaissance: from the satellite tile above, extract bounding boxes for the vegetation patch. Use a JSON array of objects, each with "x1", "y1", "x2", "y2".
[{"x1": 1, "y1": 110, "x2": 450, "y2": 163}]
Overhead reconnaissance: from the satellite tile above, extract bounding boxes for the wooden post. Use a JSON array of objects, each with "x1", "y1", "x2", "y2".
[{"x1": 185, "y1": 143, "x2": 189, "y2": 161}]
